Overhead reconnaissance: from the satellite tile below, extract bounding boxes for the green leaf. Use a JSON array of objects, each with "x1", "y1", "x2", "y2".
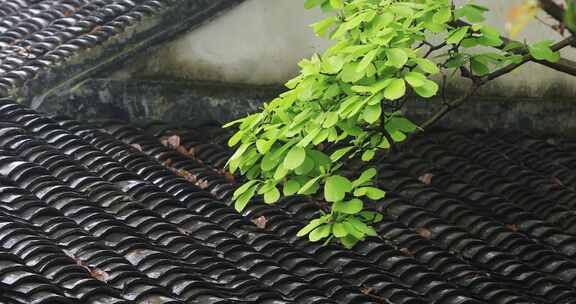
[
  {"x1": 284, "y1": 146, "x2": 306, "y2": 169},
  {"x1": 413, "y1": 79, "x2": 439, "y2": 98},
  {"x1": 233, "y1": 180, "x2": 258, "y2": 200},
  {"x1": 340, "y1": 235, "x2": 360, "y2": 248},
  {"x1": 363, "y1": 104, "x2": 382, "y2": 124},
  {"x1": 455, "y1": 4, "x2": 486, "y2": 23},
  {"x1": 322, "y1": 55, "x2": 346, "y2": 74},
  {"x1": 347, "y1": 217, "x2": 376, "y2": 236},
  {"x1": 309, "y1": 224, "x2": 332, "y2": 241},
  {"x1": 323, "y1": 112, "x2": 339, "y2": 128},
  {"x1": 222, "y1": 117, "x2": 245, "y2": 129},
  {"x1": 529, "y1": 41, "x2": 560, "y2": 63},
  {"x1": 273, "y1": 163, "x2": 289, "y2": 181},
  {"x1": 297, "y1": 216, "x2": 328, "y2": 237},
  {"x1": 264, "y1": 187, "x2": 280, "y2": 204},
  {"x1": 234, "y1": 184, "x2": 258, "y2": 212},
  {"x1": 503, "y1": 41, "x2": 524, "y2": 52},
  {"x1": 298, "y1": 176, "x2": 322, "y2": 195},
  {"x1": 283, "y1": 180, "x2": 300, "y2": 196},
  {"x1": 341, "y1": 62, "x2": 364, "y2": 83},
  {"x1": 304, "y1": 0, "x2": 325, "y2": 9},
  {"x1": 444, "y1": 54, "x2": 467, "y2": 69},
  {"x1": 344, "y1": 221, "x2": 365, "y2": 239},
  {"x1": 256, "y1": 139, "x2": 273, "y2": 154},
  {"x1": 388, "y1": 129, "x2": 407, "y2": 142},
  {"x1": 325, "y1": 175, "x2": 353, "y2": 202},
  {"x1": 329, "y1": 0, "x2": 343, "y2": 9},
  {"x1": 357, "y1": 49, "x2": 379, "y2": 72},
  {"x1": 470, "y1": 57, "x2": 490, "y2": 76},
  {"x1": 295, "y1": 156, "x2": 315, "y2": 175},
  {"x1": 308, "y1": 150, "x2": 332, "y2": 170},
  {"x1": 353, "y1": 168, "x2": 377, "y2": 188},
  {"x1": 330, "y1": 146, "x2": 354, "y2": 162},
  {"x1": 333, "y1": 199, "x2": 363, "y2": 214},
  {"x1": 404, "y1": 71, "x2": 426, "y2": 87},
  {"x1": 386, "y1": 48, "x2": 408, "y2": 69},
  {"x1": 227, "y1": 131, "x2": 244, "y2": 147},
  {"x1": 333, "y1": 223, "x2": 348, "y2": 238},
  {"x1": 361, "y1": 149, "x2": 376, "y2": 161},
  {"x1": 414, "y1": 58, "x2": 440, "y2": 74},
  {"x1": 447, "y1": 26, "x2": 469, "y2": 45},
  {"x1": 389, "y1": 116, "x2": 418, "y2": 132},
  {"x1": 566, "y1": 1, "x2": 576, "y2": 33},
  {"x1": 433, "y1": 8, "x2": 452, "y2": 24},
  {"x1": 372, "y1": 13, "x2": 394, "y2": 30},
  {"x1": 384, "y1": 79, "x2": 406, "y2": 100},
  {"x1": 297, "y1": 129, "x2": 321, "y2": 148},
  {"x1": 311, "y1": 16, "x2": 337, "y2": 37},
  {"x1": 355, "y1": 187, "x2": 386, "y2": 200}
]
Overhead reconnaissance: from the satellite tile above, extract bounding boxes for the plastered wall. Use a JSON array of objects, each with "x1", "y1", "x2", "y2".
[{"x1": 114, "y1": 0, "x2": 576, "y2": 98}]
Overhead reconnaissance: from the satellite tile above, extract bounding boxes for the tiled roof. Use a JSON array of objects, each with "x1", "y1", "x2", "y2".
[
  {"x1": 1, "y1": 97, "x2": 576, "y2": 303},
  {"x1": 0, "y1": 0, "x2": 243, "y2": 100}
]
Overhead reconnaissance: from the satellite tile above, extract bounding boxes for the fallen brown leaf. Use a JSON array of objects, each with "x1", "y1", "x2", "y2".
[
  {"x1": 197, "y1": 179, "x2": 209, "y2": 189},
  {"x1": 399, "y1": 248, "x2": 414, "y2": 257},
  {"x1": 360, "y1": 287, "x2": 374, "y2": 296},
  {"x1": 505, "y1": 224, "x2": 518, "y2": 232},
  {"x1": 131, "y1": 143, "x2": 143, "y2": 151},
  {"x1": 418, "y1": 173, "x2": 434, "y2": 185},
  {"x1": 176, "y1": 145, "x2": 189, "y2": 155},
  {"x1": 416, "y1": 227, "x2": 432, "y2": 238},
  {"x1": 167, "y1": 135, "x2": 181, "y2": 148},
  {"x1": 252, "y1": 216, "x2": 268, "y2": 229},
  {"x1": 87, "y1": 266, "x2": 110, "y2": 282},
  {"x1": 551, "y1": 177, "x2": 564, "y2": 190},
  {"x1": 188, "y1": 147, "x2": 197, "y2": 158}
]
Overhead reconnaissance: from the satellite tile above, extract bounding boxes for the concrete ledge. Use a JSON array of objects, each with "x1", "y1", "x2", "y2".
[
  {"x1": 407, "y1": 96, "x2": 576, "y2": 136},
  {"x1": 39, "y1": 79, "x2": 576, "y2": 136},
  {"x1": 39, "y1": 79, "x2": 282, "y2": 126}
]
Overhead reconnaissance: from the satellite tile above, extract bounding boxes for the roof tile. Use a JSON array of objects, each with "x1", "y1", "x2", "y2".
[
  {"x1": 0, "y1": 0, "x2": 244, "y2": 98},
  {"x1": 2, "y1": 98, "x2": 576, "y2": 303}
]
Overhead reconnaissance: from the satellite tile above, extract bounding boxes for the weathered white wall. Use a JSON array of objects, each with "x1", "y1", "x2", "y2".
[
  {"x1": 113, "y1": 0, "x2": 331, "y2": 84},
  {"x1": 115, "y1": 0, "x2": 576, "y2": 98}
]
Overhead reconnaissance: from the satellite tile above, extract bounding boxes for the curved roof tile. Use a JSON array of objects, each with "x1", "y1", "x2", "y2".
[{"x1": 0, "y1": 0, "x2": 244, "y2": 100}]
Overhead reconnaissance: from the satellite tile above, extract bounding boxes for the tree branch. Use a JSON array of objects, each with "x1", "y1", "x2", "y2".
[
  {"x1": 380, "y1": 100, "x2": 397, "y2": 154},
  {"x1": 421, "y1": 35, "x2": 576, "y2": 129},
  {"x1": 452, "y1": 19, "x2": 576, "y2": 77},
  {"x1": 420, "y1": 83, "x2": 480, "y2": 129},
  {"x1": 488, "y1": 36, "x2": 575, "y2": 80},
  {"x1": 538, "y1": 0, "x2": 569, "y2": 28}
]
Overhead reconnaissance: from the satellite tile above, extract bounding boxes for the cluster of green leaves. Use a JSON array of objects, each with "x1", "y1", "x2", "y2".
[{"x1": 225, "y1": 0, "x2": 562, "y2": 248}]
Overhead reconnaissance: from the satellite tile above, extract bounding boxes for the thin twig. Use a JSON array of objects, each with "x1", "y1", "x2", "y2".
[
  {"x1": 451, "y1": 19, "x2": 576, "y2": 76},
  {"x1": 421, "y1": 35, "x2": 575, "y2": 129},
  {"x1": 380, "y1": 100, "x2": 397, "y2": 154},
  {"x1": 538, "y1": 0, "x2": 570, "y2": 33}
]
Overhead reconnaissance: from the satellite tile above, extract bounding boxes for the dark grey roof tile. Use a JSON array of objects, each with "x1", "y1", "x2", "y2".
[{"x1": 0, "y1": 0, "x2": 245, "y2": 99}]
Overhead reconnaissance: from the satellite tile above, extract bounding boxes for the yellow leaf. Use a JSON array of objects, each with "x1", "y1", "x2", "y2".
[{"x1": 505, "y1": 2, "x2": 538, "y2": 38}]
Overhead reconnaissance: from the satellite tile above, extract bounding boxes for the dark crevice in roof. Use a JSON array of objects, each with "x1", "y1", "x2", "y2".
[{"x1": 0, "y1": 0, "x2": 245, "y2": 103}]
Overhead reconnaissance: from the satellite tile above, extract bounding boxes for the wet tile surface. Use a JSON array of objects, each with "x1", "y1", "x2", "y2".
[
  {"x1": 1, "y1": 97, "x2": 576, "y2": 303},
  {"x1": 0, "y1": 0, "x2": 242, "y2": 98}
]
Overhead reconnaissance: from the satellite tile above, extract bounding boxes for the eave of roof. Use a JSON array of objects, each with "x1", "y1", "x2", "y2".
[{"x1": 0, "y1": 0, "x2": 245, "y2": 104}]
